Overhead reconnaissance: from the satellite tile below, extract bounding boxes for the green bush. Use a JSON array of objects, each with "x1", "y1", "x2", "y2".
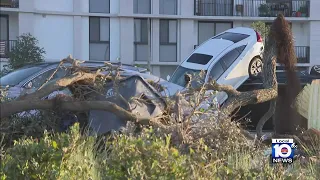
[
  {"x1": 251, "y1": 21, "x2": 270, "y2": 41},
  {"x1": 1, "y1": 122, "x2": 319, "y2": 180},
  {"x1": 1, "y1": 123, "x2": 100, "y2": 180},
  {"x1": 8, "y1": 33, "x2": 45, "y2": 70},
  {"x1": 102, "y1": 129, "x2": 191, "y2": 179}
]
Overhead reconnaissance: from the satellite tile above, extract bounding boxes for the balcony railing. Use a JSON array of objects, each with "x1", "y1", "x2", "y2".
[
  {"x1": 295, "y1": 46, "x2": 310, "y2": 63},
  {"x1": 0, "y1": 0, "x2": 19, "y2": 8},
  {"x1": 193, "y1": 45, "x2": 310, "y2": 63},
  {"x1": 0, "y1": 40, "x2": 17, "y2": 58},
  {"x1": 194, "y1": 0, "x2": 310, "y2": 17}
]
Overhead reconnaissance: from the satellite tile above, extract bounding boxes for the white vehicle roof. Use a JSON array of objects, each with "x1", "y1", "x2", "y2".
[{"x1": 180, "y1": 27, "x2": 256, "y2": 70}]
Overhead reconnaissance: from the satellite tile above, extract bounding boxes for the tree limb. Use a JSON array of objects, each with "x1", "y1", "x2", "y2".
[
  {"x1": 17, "y1": 72, "x2": 103, "y2": 101},
  {"x1": 0, "y1": 99, "x2": 150, "y2": 125},
  {"x1": 206, "y1": 81, "x2": 240, "y2": 97}
]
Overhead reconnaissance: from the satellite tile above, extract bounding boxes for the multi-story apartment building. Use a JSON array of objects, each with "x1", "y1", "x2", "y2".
[{"x1": 1, "y1": 0, "x2": 319, "y2": 79}]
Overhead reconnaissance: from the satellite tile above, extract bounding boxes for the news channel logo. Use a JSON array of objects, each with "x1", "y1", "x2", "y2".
[{"x1": 271, "y1": 139, "x2": 297, "y2": 164}]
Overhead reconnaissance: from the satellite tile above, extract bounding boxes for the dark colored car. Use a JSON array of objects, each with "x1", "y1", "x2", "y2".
[
  {"x1": 0, "y1": 61, "x2": 148, "y2": 98},
  {"x1": 0, "y1": 61, "x2": 147, "y2": 89}
]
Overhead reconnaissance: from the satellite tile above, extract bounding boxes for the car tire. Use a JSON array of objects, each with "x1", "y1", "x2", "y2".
[
  {"x1": 249, "y1": 57, "x2": 263, "y2": 79},
  {"x1": 310, "y1": 65, "x2": 320, "y2": 76}
]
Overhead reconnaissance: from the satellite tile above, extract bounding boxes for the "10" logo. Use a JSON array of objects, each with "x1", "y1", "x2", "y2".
[{"x1": 271, "y1": 139, "x2": 297, "y2": 164}]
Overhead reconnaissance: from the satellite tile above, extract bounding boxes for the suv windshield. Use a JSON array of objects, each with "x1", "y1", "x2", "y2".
[
  {"x1": 0, "y1": 66, "x2": 43, "y2": 86},
  {"x1": 169, "y1": 66, "x2": 206, "y2": 87}
]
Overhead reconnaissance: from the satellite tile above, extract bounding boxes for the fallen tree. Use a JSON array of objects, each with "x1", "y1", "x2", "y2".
[{"x1": 1, "y1": 15, "x2": 299, "y2": 140}]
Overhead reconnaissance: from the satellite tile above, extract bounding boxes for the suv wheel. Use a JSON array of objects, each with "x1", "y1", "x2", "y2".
[{"x1": 249, "y1": 57, "x2": 263, "y2": 78}]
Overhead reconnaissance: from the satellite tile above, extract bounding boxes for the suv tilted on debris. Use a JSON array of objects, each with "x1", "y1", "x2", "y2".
[{"x1": 166, "y1": 27, "x2": 264, "y2": 106}]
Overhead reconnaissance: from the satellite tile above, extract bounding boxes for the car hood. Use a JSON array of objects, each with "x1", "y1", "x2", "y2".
[
  {"x1": 158, "y1": 81, "x2": 184, "y2": 97},
  {"x1": 118, "y1": 70, "x2": 184, "y2": 97}
]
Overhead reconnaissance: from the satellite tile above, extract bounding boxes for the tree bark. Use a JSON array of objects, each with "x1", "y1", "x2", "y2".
[
  {"x1": 0, "y1": 99, "x2": 150, "y2": 125},
  {"x1": 17, "y1": 72, "x2": 103, "y2": 101}
]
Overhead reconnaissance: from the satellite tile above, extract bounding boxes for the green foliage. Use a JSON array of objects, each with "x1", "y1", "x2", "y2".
[
  {"x1": 0, "y1": 111, "x2": 61, "y2": 146},
  {"x1": 1, "y1": 123, "x2": 101, "y2": 180},
  {"x1": 8, "y1": 33, "x2": 45, "y2": 70},
  {"x1": 0, "y1": 122, "x2": 319, "y2": 179},
  {"x1": 251, "y1": 21, "x2": 270, "y2": 40},
  {"x1": 258, "y1": 4, "x2": 270, "y2": 16},
  {"x1": 102, "y1": 129, "x2": 191, "y2": 179},
  {"x1": 0, "y1": 65, "x2": 11, "y2": 78},
  {"x1": 298, "y1": 5, "x2": 308, "y2": 13}
]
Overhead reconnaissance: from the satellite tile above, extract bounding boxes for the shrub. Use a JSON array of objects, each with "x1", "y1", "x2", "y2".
[
  {"x1": 8, "y1": 33, "x2": 45, "y2": 70},
  {"x1": 1, "y1": 123, "x2": 101, "y2": 180},
  {"x1": 251, "y1": 21, "x2": 270, "y2": 41},
  {"x1": 1, "y1": 122, "x2": 319, "y2": 180},
  {"x1": 101, "y1": 129, "x2": 191, "y2": 179},
  {"x1": 0, "y1": 65, "x2": 11, "y2": 78}
]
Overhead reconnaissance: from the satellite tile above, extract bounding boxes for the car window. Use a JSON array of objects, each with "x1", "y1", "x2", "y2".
[
  {"x1": 209, "y1": 62, "x2": 224, "y2": 80},
  {"x1": 169, "y1": 66, "x2": 204, "y2": 87},
  {"x1": 220, "y1": 45, "x2": 247, "y2": 69},
  {"x1": 220, "y1": 49, "x2": 241, "y2": 69},
  {"x1": 0, "y1": 66, "x2": 43, "y2": 86},
  {"x1": 29, "y1": 68, "x2": 68, "y2": 89},
  {"x1": 237, "y1": 45, "x2": 246, "y2": 52},
  {"x1": 186, "y1": 53, "x2": 213, "y2": 65},
  {"x1": 213, "y1": 32, "x2": 250, "y2": 43}
]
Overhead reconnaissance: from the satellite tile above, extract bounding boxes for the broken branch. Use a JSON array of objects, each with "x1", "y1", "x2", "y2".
[
  {"x1": 0, "y1": 99, "x2": 150, "y2": 125},
  {"x1": 17, "y1": 72, "x2": 105, "y2": 101}
]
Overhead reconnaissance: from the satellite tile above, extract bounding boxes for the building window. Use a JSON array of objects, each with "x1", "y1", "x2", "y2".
[
  {"x1": 134, "y1": 18, "x2": 149, "y2": 61},
  {"x1": 198, "y1": 21, "x2": 232, "y2": 44},
  {"x1": 89, "y1": 0, "x2": 110, "y2": 13},
  {"x1": 89, "y1": 17, "x2": 110, "y2": 61},
  {"x1": 160, "y1": 19, "x2": 177, "y2": 62},
  {"x1": 195, "y1": 0, "x2": 233, "y2": 16},
  {"x1": 0, "y1": 15, "x2": 9, "y2": 58},
  {"x1": 0, "y1": 15, "x2": 8, "y2": 41},
  {"x1": 160, "y1": 0, "x2": 177, "y2": 15},
  {"x1": 133, "y1": 0, "x2": 151, "y2": 14}
]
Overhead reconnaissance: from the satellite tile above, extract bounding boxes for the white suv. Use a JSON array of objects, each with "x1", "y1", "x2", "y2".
[{"x1": 168, "y1": 27, "x2": 265, "y2": 105}]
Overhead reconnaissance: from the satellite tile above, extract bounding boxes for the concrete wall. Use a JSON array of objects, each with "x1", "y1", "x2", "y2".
[
  {"x1": 180, "y1": 20, "x2": 197, "y2": 62},
  {"x1": 8, "y1": 13, "x2": 18, "y2": 40},
  {"x1": 309, "y1": 22, "x2": 320, "y2": 65},
  {"x1": 16, "y1": 0, "x2": 88, "y2": 61},
  {"x1": 309, "y1": 0, "x2": 320, "y2": 66},
  {"x1": 33, "y1": 14, "x2": 74, "y2": 61},
  {"x1": 81, "y1": 17, "x2": 89, "y2": 60},
  {"x1": 310, "y1": 0, "x2": 320, "y2": 20},
  {"x1": 34, "y1": 0, "x2": 74, "y2": 12},
  {"x1": 292, "y1": 23, "x2": 310, "y2": 46}
]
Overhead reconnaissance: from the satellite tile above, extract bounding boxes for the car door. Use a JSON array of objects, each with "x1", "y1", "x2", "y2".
[
  {"x1": 205, "y1": 45, "x2": 247, "y2": 104},
  {"x1": 219, "y1": 45, "x2": 248, "y2": 88},
  {"x1": 205, "y1": 60, "x2": 227, "y2": 105}
]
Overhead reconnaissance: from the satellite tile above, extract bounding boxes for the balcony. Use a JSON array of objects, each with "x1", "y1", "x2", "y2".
[
  {"x1": 194, "y1": 0, "x2": 310, "y2": 17},
  {"x1": 0, "y1": 0, "x2": 19, "y2": 8},
  {"x1": 0, "y1": 40, "x2": 17, "y2": 58},
  {"x1": 295, "y1": 46, "x2": 310, "y2": 63}
]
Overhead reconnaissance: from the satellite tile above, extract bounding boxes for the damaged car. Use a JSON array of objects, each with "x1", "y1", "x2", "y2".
[
  {"x1": 0, "y1": 61, "x2": 149, "y2": 98},
  {"x1": 167, "y1": 27, "x2": 264, "y2": 105}
]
